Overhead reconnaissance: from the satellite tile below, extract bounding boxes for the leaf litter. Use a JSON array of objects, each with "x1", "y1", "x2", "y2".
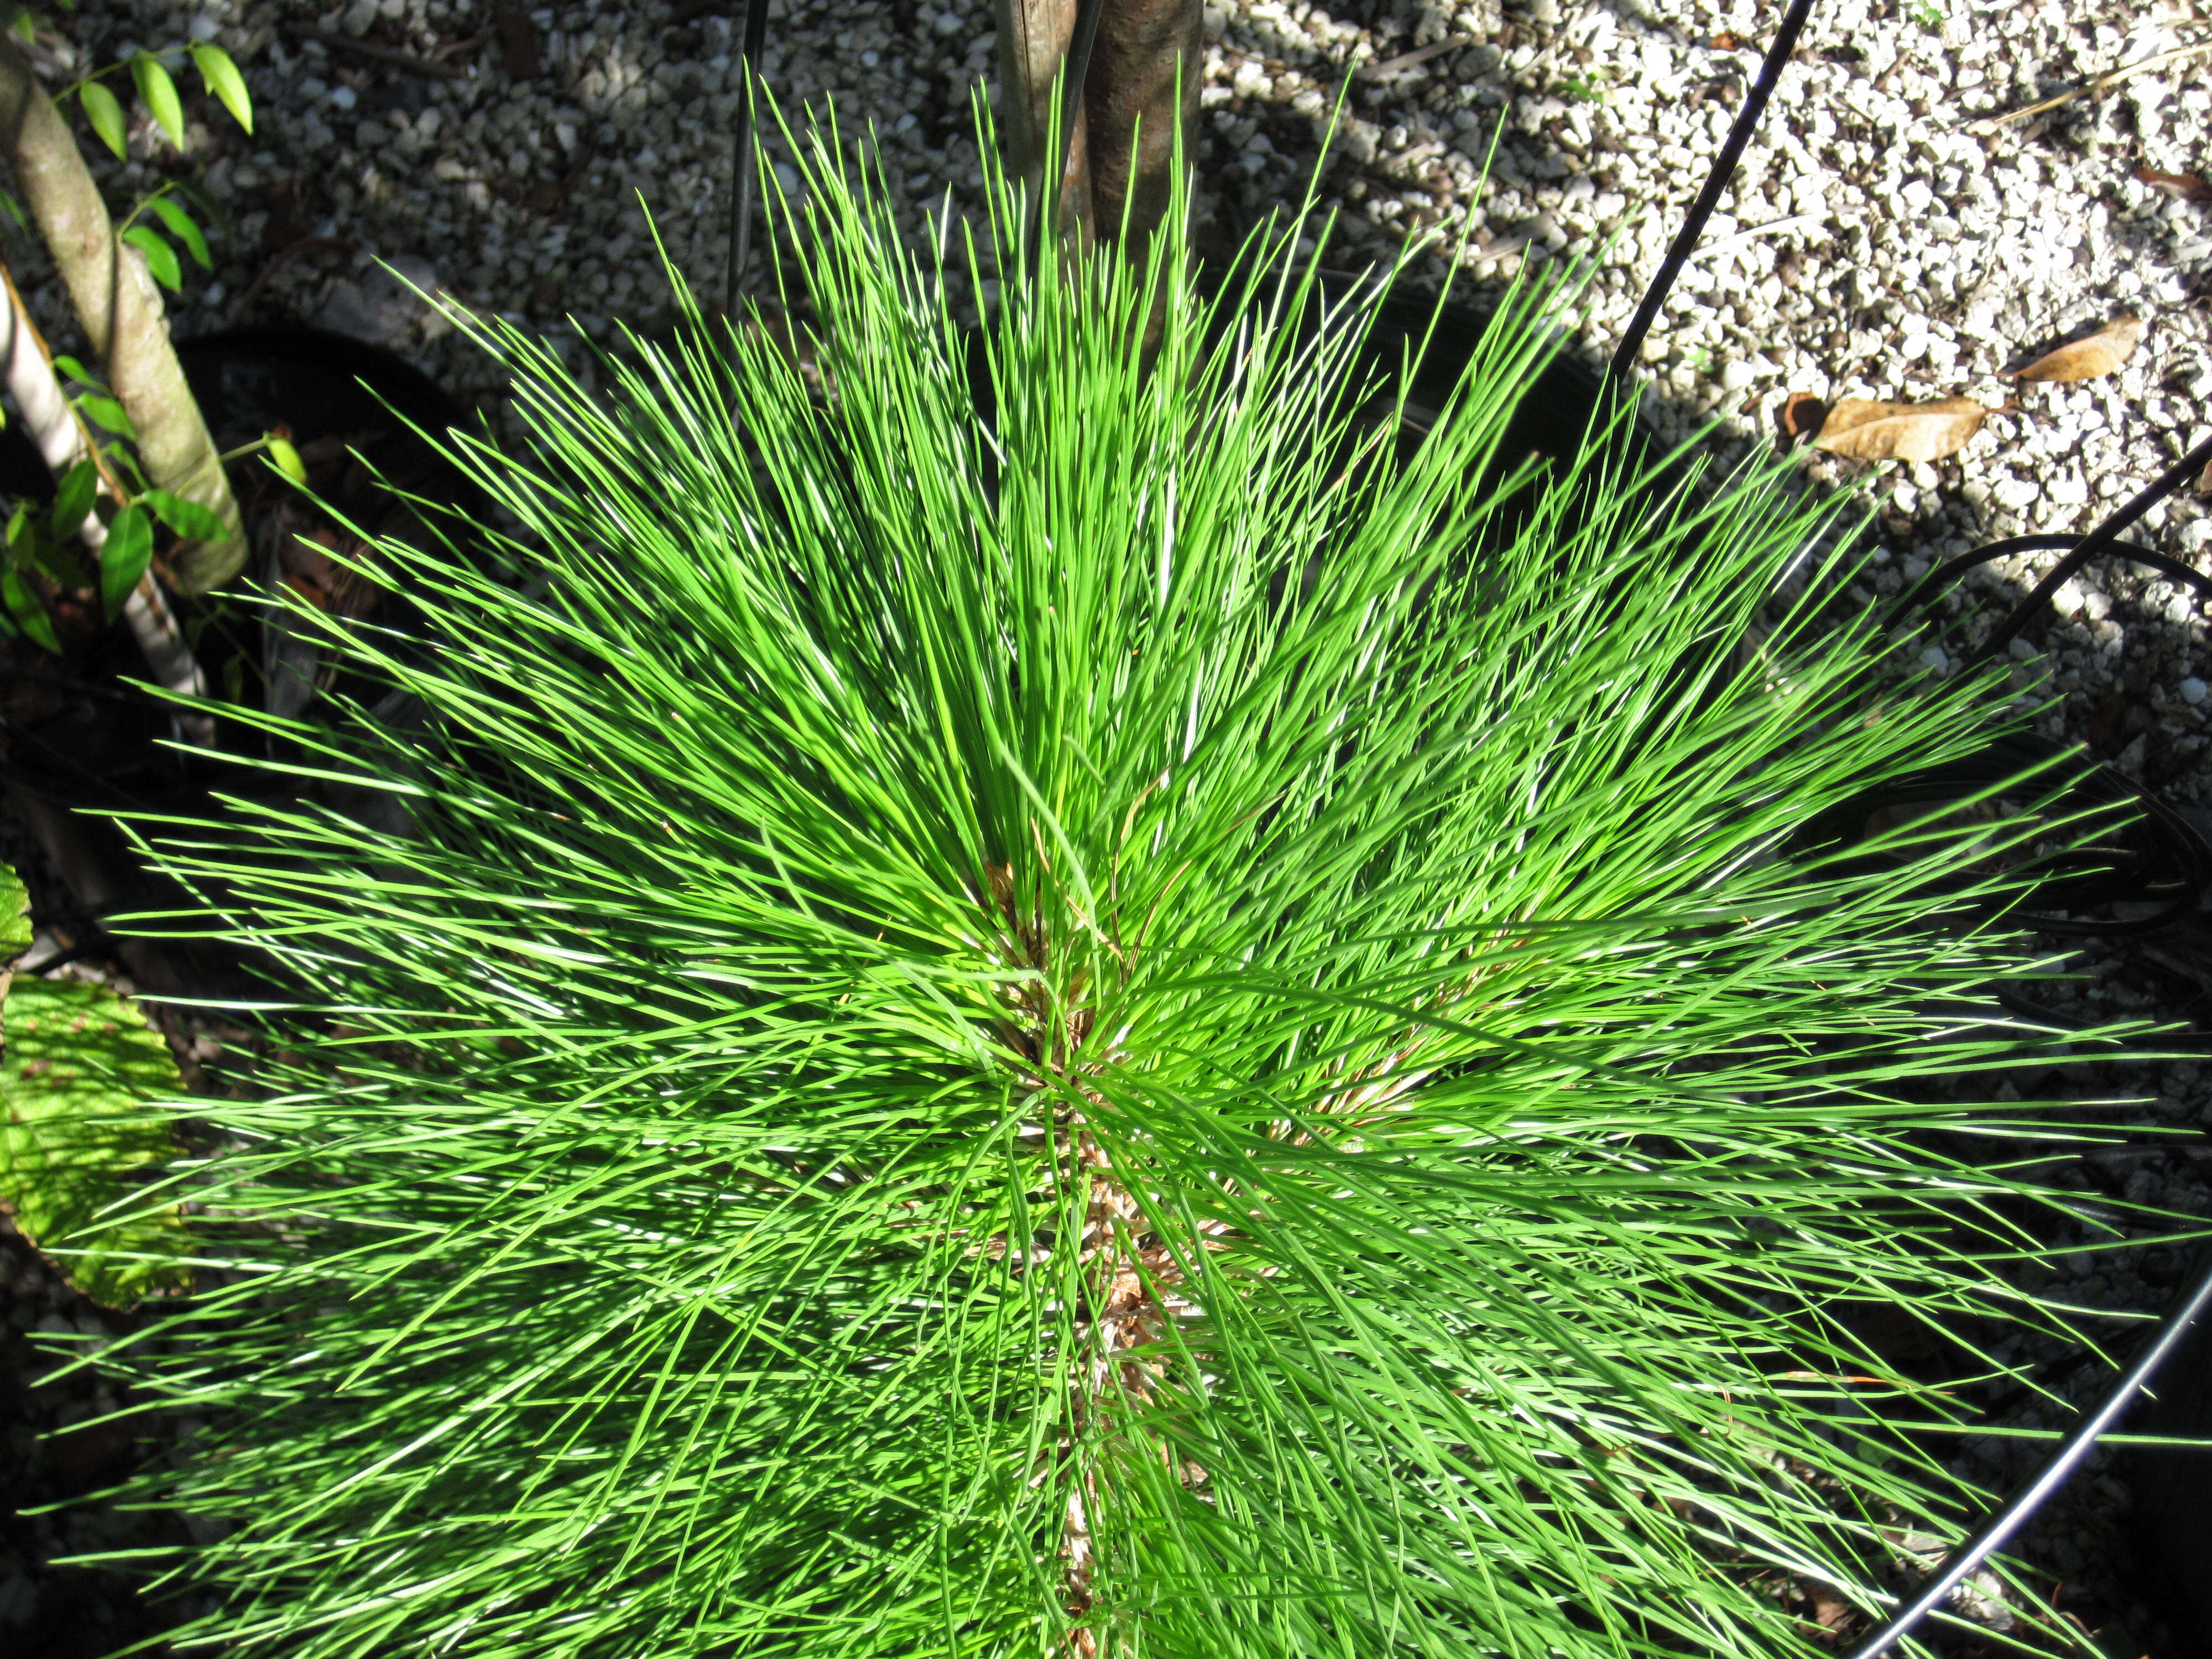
[
  {"x1": 2004, "y1": 315, "x2": 2145, "y2": 384},
  {"x1": 2133, "y1": 164, "x2": 2212, "y2": 205},
  {"x1": 1811, "y1": 397, "x2": 1991, "y2": 463}
]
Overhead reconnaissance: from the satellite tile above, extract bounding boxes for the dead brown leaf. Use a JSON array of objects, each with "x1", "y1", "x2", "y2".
[
  {"x1": 1711, "y1": 30, "x2": 1746, "y2": 49},
  {"x1": 1810, "y1": 1588, "x2": 1853, "y2": 1632},
  {"x1": 1811, "y1": 397, "x2": 1989, "y2": 463},
  {"x1": 2134, "y1": 164, "x2": 2212, "y2": 204},
  {"x1": 1778, "y1": 391, "x2": 1827, "y2": 442},
  {"x1": 493, "y1": 5, "x2": 540, "y2": 77},
  {"x1": 2006, "y1": 315, "x2": 2144, "y2": 383}
]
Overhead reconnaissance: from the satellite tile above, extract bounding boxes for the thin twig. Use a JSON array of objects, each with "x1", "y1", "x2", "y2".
[
  {"x1": 1691, "y1": 211, "x2": 1823, "y2": 266},
  {"x1": 434, "y1": 27, "x2": 491, "y2": 61},
  {"x1": 1364, "y1": 34, "x2": 1477, "y2": 80},
  {"x1": 19, "y1": 935, "x2": 115, "y2": 976},
  {"x1": 1963, "y1": 41, "x2": 2212, "y2": 134},
  {"x1": 295, "y1": 27, "x2": 471, "y2": 81},
  {"x1": 1, "y1": 257, "x2": 216, "y2": 745}
]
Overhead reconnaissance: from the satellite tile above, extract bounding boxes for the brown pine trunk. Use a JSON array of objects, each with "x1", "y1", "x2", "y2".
[
  {"x1": 994, "y1": 0, "x2": 1094, "y2": 244},
  {"x1": 1081, "y1": 0, "x2": 1201, "y2": 252},
  {"x1": 0, "y1": 34, "x2": 244, "y2": 594},
  {"x1": 996, "y1": 0, "x2": 1202, "y2": 255}
]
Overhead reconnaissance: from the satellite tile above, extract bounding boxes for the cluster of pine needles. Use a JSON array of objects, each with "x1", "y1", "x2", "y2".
[{"x1": 48, "y1": 112, "x2": 2184, "y2": 1658}]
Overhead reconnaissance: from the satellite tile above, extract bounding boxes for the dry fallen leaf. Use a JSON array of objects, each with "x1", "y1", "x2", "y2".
[
  {"x1": 1711, "y1": 30, "x2": 1746, "y2": 49},
  {"x1": 2006, "y1": 315, "x2": 2144, "y2": 383},
  {"x1": 2134, "y1": 164, "x2": 2212, "y2": 204},
  {"x1": 1778, "y1": 391, "x2": 1827, "y2": 442},
  {"x1": 1811, "y1": 1589, "x2": 1853, "y2": 1632},
  {"x1": 1811, "y1": 397, "x2": 1989, "y2": 463}
]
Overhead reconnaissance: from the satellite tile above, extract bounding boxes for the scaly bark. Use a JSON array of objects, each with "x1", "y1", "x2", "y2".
[{"x1": 0, "y1": 33, "x2": 244, "y2": 593}]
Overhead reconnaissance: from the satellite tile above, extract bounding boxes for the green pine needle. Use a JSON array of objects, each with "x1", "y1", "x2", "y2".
[{"x1": 70, "y1": 108, "x2": 2178, "y2": 1658}]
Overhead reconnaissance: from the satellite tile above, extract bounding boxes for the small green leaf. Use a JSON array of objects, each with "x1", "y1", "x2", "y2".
[
  {"x1": 100, "y1": 504, "x2": 153, "y2": 623},
  {"x1": 0, "y1": 978, "x2": 190, "y2": 1308},
  {"x1": 7, "y1": 502, "x2": 66, "y2": 587},
  {"x1": 49, "y1": 458, "x2": 98, "y2": 542},
  {"x1": 0, "y1": 861, "x2": 29, "y2": 965},
  {"x1": 268, "y1": 435, "x2": 308, "y2": 486},
  {"x1": 139, "y1": 488, "x2": 228, "y2": 544},
  {"x1": 77, "y1": 79, "x2": 127, "y2": 159},
  {"x1": 0, "y1": 185, "x2": 24, "y2": 232},
  {"x1": 121, "y1": 225, "x2": 181, "y2": 291},
  {"x1": 147, "y1": 195, "x2": 212, "y2": 268},
  {"x1": 1, "y1": 565, "x2": 61, "y2": 654},
  {"x1": 189, "y1": 41, "x2": 252, "y2": 135},
  {"x1": 107, "y1": 445, "x2": 147, "y2": 492},
  {"x1": 75, "y1": 393, "x2": 136, "y2": 442},
  {"x1": 49, "y1": 354, "x2": 100, "y2": 389},
  {"x1": 8, "y1": 9, "x2": 33, "y2": 45},
  {"x1": 130, "y1": 51, "x2": 185, "y2": 151}
]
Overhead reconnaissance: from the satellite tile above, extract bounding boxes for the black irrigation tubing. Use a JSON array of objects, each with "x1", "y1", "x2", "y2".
[
  {"x1": 1842, "y1": 1243, "x2": 2212, "y2": 1659},
  {"x1": 1964, "y1": 429, "x2": 2212, "y2": 670},
  {"x1": 1055, "y1": 0, "x2": 1109, "y2": 232},
  {"x1": 1890, "y1": 533, "x2": 2212, "y2": 632},
  {"x1": 1604, "y1": 0, "x2": 1817, "y2": 382},
  {"x1": 724, "y1": 0, "x2": 773, "y2": 315},
  {"x1": 1596, "y1": 0, "x2": 2212, "y2": 932}
]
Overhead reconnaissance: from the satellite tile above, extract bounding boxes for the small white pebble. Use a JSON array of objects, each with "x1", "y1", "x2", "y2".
[{"x1": 2181, "y1": 677, "x2": 2208, "y2": 707}]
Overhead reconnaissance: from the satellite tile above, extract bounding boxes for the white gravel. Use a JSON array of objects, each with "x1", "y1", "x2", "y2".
[{"x1": 11, "y1": 0, "x2": 2212, "y2": 1650}]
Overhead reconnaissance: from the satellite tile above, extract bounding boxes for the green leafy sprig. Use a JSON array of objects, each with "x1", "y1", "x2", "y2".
[
  {"x1": 0, "y1": 351, "x2": 231, "y2": 646},
  {"x1": 0, "y1": 13, "x2": 252, "y2": 281}
]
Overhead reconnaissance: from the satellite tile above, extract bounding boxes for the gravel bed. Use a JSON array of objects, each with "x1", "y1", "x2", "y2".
[{"x1": 4, "y1": 0, "x2": 2212, "y2": 1653}]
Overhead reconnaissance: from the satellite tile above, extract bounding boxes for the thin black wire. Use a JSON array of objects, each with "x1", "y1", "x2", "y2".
[
  {"x1": 1890, "y1": 533, "x2": 2212, "y2": 628},
  {"x1": 1965, "y1": 430, "x2": 2212, "y2": 669},
  {"x1": 1054, "y1": 0, "x2": 1108, "y2": 225},
  {"x1": 1843, "y1": 1244, "x2": 2212, "y2": 1659},
  {"x1": 726, "y1": 0, "x2": 773, "y2": 316},
  {"x1": 1606, "y1": 0, "x2": 1818, "y2": 382}
]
